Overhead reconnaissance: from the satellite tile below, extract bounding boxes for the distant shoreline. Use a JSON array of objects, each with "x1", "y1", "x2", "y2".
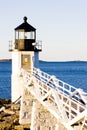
[
  {"x1": 0, "y1": 59, "x2": 87, "y2": 62},
  {"x1": 0, "y1": 59, "x2": 12, "y2": 62},
  {"x1": 39, "y1": 60, "x2": 87, "y2": 62}
]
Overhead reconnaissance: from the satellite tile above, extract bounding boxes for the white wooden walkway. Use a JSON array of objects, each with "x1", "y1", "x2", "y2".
[{"x1": 20, "y1": 68, "x2": 87, "y2": 130}]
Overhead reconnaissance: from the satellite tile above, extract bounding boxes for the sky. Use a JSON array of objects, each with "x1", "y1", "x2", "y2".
[{"x1": 0, "y1": 0, "x2": 87, "y2": 61}]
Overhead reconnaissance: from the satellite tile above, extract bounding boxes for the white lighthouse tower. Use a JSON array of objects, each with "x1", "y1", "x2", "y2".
[{"x1": 10, "y1": 17, "x2": 42, "y2": 102}]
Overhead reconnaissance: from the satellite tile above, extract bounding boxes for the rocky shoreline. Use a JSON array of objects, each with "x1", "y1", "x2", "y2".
[{"x1": 0, "y1": 99, "x2": 30, "y2": 130}]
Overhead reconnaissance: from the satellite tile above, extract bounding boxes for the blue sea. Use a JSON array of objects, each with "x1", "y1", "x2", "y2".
[{"x1": 0, "y1": 61, "x2": 87, "y2": 99}]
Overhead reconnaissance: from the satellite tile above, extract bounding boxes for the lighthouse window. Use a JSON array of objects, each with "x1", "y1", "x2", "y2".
[
  {"x1": 30, "y1": 32, "x2": 34, "y2": 39},
  {"x1": 25, "y1": 32, "x2": 35, "y2": 39},
  {"x1": 19, "y1": 31, "x2": 24, "y2": 39},
  {"x1": 15, "y1": 31, "x2": 18, "y2": 39}
]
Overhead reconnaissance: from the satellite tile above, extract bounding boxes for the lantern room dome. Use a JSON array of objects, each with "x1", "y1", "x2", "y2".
[{"x1": 15, "y1": 16, "x2": 36, "y2": 32}]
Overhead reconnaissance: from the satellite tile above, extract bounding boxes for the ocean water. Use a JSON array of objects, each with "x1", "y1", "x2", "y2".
[
  {"x1": 39, "y1": 61, "x2": 87, "y2": 92},
  {"x1": 0, "y1": 61, "x2": 87, "y2": 99},
  {"x1": 0, "y1": 61, "x2": 11, "y2": 99}
]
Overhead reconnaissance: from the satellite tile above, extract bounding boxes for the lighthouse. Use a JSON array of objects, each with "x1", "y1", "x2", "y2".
[{"x1": 10, "y1": 17, "x2": 42, "y2": 102}]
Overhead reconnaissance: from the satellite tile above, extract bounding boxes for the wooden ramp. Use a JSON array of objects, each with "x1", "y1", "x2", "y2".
[{"x1": 19, "y1": 68, "x2": 87, "y2": 130}]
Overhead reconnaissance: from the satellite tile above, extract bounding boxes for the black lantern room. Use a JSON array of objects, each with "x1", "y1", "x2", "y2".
[{"x1": 14, "y1": 16, "x2": 38, "y2": 51}]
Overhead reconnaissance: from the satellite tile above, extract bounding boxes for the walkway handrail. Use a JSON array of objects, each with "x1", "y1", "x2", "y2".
[
  {"x1": 33, "y1": 68, "x2": 87, "y2": 120},
  {"x1": 33, "y1": 68, "x2": 86, "y2": 103}
]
